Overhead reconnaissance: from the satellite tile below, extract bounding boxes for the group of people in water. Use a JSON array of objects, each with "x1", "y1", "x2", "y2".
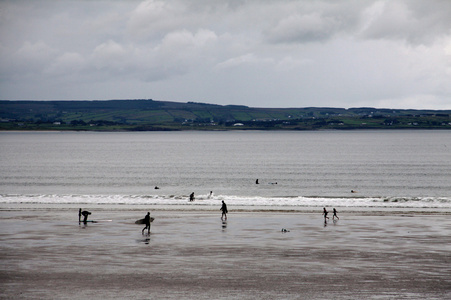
[
  {"x1": 81, "y1": 204, "x2": 336, "y2": 236},
  {"x1": 79, "y1": 199, "x2": 229, "y2": 234},
  {"x1": 79, "y1": 189, "x2": 340, "y2": 233},
  {"x1": 188, "y1": 191, "x2": 215, "y2": 202}
]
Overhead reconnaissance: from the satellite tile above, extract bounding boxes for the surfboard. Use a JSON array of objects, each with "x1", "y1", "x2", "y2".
[
  {"x1": 135, "y1": 217, "x2": 155, "y2": 224},
  {"x1": 78, "y1": 220, "x2": 112, "y2": 223}
]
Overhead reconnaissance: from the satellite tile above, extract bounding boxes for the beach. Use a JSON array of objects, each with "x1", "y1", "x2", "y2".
[{"x1": 1, "y1": 205, "x2": 450, "y2": 299}]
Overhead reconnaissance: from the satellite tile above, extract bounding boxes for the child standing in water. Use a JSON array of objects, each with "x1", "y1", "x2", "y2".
[
  {"x1": 333, "y1": 208, "x2": 339, "y2": 220},
  {"x1": 322, "y1": 207, "x2": 329, "y2": 222}
]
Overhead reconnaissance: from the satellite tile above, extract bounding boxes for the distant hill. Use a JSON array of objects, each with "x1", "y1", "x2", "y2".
[{"x1": 1, "y1": 99, "x2": 450, "y2": 131}]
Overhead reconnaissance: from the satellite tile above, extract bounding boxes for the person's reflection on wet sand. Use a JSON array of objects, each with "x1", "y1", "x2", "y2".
[{"x1": 222, "y1": 220, "x2": 227, "y2": 231}]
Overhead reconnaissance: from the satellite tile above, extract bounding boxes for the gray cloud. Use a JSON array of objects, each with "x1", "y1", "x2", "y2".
[
  {"x1": 0, "y1": 0, "x2": 450, "y2": 109},
  {"x1": 359, "y1": 0, "x2": 451, "y2": 44}
]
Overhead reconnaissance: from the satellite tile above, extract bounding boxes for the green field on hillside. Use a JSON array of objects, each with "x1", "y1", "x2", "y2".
[{"x1": 1, "y1": 100, "x2": 450, "y2": 131}]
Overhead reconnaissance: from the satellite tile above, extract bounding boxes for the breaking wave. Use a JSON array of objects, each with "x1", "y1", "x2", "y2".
[{"x1": 1, "y1": 194, "x2": 450, "y2": 209}]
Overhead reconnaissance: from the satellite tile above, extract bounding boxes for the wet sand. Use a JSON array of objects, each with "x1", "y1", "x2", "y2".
[{"x1": 1, "y1": 206, "x2": 450, "y2": 299}]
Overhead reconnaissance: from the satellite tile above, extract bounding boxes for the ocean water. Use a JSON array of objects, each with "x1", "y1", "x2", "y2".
[{"x1": 0, "y1": 130, "x2": 450, "y2": 211}]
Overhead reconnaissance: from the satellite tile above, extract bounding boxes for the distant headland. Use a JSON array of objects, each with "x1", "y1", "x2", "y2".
[{"x1": 1, "y1": 99, "x2": 450, "y2": 131}]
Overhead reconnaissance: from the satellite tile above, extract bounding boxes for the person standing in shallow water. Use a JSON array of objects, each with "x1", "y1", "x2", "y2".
[
  {"x1": 333, "y1": 208, "x2": 339, "y2": 220},
  {"x1": 322, "y1": 207, "x2": 329, "y2": 223},
  {"x1": 220, "y1": 201, "x2": 228, "y2": 220},
  {"x1": 142, "y1": 212, "x2": 151, "y2": 235}
]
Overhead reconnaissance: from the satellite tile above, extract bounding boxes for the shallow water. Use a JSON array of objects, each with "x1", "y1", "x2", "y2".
[{"x1": 1, "y1": 209, "x2": 450, "y2": 299}]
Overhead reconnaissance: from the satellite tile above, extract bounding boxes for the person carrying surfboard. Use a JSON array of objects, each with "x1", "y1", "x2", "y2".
[
  {"x1": 79, "y1": 209, "x2": 91, "y2": 223},
  {"x1": 142, "y1": 212, "x2": 151, "y2": 234},
  {"x1": 220, "y1": 201, "x2": 228, "y2": 220}
]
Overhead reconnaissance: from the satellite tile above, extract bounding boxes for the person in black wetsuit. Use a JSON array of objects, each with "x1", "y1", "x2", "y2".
[
  {"x1": 79, "y1": 209, "x2": 91, "y2": 223},
  {"x1": 189, "y1": 192, "x2": 195, "y2": 202},
  {"x1": 322, "y1": 207, "x2": 329, "y2": 223},
  {"x1": 333, "y1": 208, "x2": 339, "y2": 220},
  {"x1": 220, "y1": 201, "x2": 228, "y2": 220},
  {"x1": 142, "y1": 212, "x2": 151, "y2": 234}
]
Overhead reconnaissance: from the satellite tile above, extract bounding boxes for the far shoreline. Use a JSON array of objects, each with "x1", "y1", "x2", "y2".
[{"x1": 2, "y1": 127, "x2": 451, "y2": 132}]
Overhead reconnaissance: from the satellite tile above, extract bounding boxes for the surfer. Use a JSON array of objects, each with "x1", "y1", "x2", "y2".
[
  {"x1": 189, "y1": 192, "x2": 195, "y2": 202},
  {"x1": 256, "y1": 179, "x2": 259, "y2": 184},
  {"x1": 142, "y1": 212, "x2": 151, "y2": 234},
  {"x1": 80, "y1": 209, "x2": 91, "y2": 223},
  {"x1": 322, "y1": 207, "x2": 329, "y2": 223},
  {"x1": 220, "y1": 200, "x2": 228, "y2": 220},
  {"x1": 208, "y1": 191, "x2": 213, "y2": 199},
  {"x1": 333, "y1": 208, "x2": 339, "y2": 220}
]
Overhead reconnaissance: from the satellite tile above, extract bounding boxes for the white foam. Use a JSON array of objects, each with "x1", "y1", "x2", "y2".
[{"x1": 1, "y1": 194, "x2": 450, "y2": 209}]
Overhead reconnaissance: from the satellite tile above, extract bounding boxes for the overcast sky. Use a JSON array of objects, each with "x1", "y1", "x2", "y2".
[{"x1": 1, "y1": 0, "x2": 451, "y2": 109}]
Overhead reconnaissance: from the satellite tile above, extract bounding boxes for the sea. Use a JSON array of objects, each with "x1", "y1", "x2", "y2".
[{"x1": 1, "y1": 130, "x2": 450, "y2": 212}]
